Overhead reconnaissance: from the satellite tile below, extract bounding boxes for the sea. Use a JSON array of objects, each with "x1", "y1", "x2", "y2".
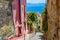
[{"x1": 26, "y1": 3, "x2": 46, "y2": 13}]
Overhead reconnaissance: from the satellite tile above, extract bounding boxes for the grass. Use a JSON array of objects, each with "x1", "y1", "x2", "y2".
[{"x1": 0, "y1": 21, "x2": 14, "y2": 37}]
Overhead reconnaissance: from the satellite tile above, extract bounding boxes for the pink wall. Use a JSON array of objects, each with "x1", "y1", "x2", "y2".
[
  {"x1": 6, "y1": 0, "x2": 27, "y2": 40},
  {"x1": 13, "y1": 0, "x2": 21, "y2": 36},
  {"x1": 13, "y1": 0, "x2": 27, "y2": 36}
]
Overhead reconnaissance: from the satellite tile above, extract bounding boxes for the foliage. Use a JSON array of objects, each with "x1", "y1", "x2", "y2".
[
  {"x1": 27, "y1": 12, "x2": 38, "y2": 23},
  {"x1": 27, "y1": 12, "x2": 38, "y2": 31},
  {"x1": 29, "y1": 21, "x2": 32, "y2": 27},
  {"x1": 42, "y1": 19, "x2": 48, "y2": 32},
  {"x1": 41, "y1": 7, "x2": 48, "y2": 32},
  {"x1": 28, "y1": 21, "x2": 32, "y2": 31},
  {"x1": 0, "y1": 22, "x2": 13, "y2": 36},
  {"x1": 41, "y1": 7, "x2": 46, "y2": 14}
]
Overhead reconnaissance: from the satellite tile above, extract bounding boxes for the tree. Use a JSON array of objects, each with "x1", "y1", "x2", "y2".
[
  {"x1": 27, "y1": 12, "x2": 38, "y2": 31},
  {"x1": 27, "y1": 12, "x2": 37, "y2": 22}
]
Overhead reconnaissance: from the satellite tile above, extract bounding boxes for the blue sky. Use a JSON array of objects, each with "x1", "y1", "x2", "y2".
[{"x1": 26, "y1": 0, "x2": 46, "y2": 4}]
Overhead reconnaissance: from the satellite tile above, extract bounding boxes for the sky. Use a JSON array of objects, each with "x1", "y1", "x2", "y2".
[{"x1": 26, "y1": 0, "x2": 46, "y2": 4}]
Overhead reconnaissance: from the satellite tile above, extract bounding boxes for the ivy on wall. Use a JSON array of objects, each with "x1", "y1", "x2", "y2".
[
  {"x1": 42, "y1": 18, "x2": 48, "y2": 32},
  {"x1": 41, "y1": 7, "x2": 48, "y2": 32}
]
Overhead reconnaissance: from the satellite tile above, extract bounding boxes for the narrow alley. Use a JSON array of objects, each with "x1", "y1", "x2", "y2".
[{"x1": 17, "y1": 32, "x2": 44, "y2": 40}]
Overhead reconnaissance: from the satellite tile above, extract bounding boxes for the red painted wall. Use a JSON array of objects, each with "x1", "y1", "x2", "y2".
[
  {"x1": 6, "y1": 0, "x2": 27, "y2": 40},
  {"x1": 13, "y1": 0, "x2": 26, "y2": 36},
  {"x1": 13, "y1": 0, "x2": 21, "y2": 36}
]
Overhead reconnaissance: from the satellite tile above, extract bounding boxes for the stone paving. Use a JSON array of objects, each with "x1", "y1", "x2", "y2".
[{"x1": 19, "y1": 32, "x2": 44, "y2": 40}]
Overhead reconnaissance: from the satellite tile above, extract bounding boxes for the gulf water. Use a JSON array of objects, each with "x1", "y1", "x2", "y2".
[{"x1": 26, "y1": 3, "x2": 46, "y2": 13}]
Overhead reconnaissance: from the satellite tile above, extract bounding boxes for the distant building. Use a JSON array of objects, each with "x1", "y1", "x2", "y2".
[
  {"x1": 40, "y1": 14, "x2": 43, "y2": 31},
  {"x1": 37, "y1": 13, "x2": 40, "y2": 30},
  {"x1": 40, "y1": 13, "x2": 46, "y2": 32}
]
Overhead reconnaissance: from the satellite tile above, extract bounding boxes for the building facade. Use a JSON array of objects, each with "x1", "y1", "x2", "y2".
[
  {"x1": 13, "y1": 0, "x2": 26, "y2": 36},
  {"x1": 6, "y1": 0, "x2": 29, "y2": 40}
]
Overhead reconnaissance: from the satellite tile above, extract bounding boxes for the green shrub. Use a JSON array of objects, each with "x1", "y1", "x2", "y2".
[
  {"x1": 27, "y1": 12, "x2": 38, "y2": 31},
  {"x1": 41, "y1": 7, "x2": 48, "y2": 32},
  {"x1": 42, "y1": 19, "x2": 48, "y2": 32}
]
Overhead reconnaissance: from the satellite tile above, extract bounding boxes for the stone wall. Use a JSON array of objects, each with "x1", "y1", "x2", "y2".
[
  {"x1": 0, "y1": 1, "x2": 12, "y2": 28},
  {"x1": 45, "y1": 0, "x2": 60, "y2": 40},
  {"x1": 0, "y1": 0, "x2": 13, "y2": 39}
]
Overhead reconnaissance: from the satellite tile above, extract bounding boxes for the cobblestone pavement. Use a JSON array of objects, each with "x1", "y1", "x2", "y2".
[{"x1": 19, "y1": 32, "x2": 44, "y2": 40}]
